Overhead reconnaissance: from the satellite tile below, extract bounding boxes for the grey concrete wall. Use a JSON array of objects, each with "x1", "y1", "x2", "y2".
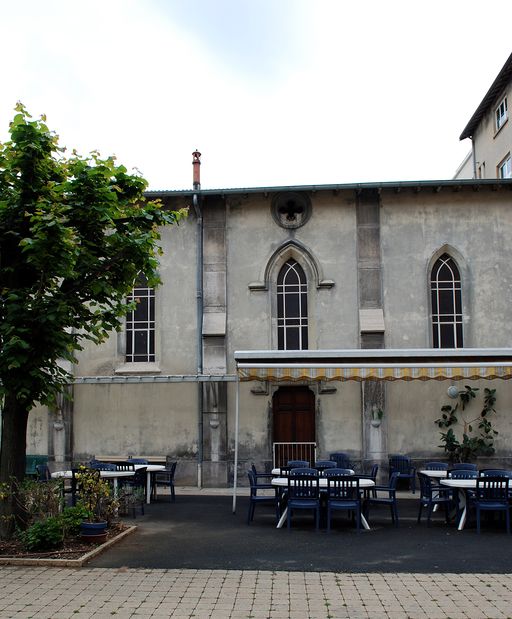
[
  {"x1": 381, "y1": 190, "x2": 512, "y2": 349},
  {"x1": 27, "y1": 185, "x2": 512, "y2": 485}
]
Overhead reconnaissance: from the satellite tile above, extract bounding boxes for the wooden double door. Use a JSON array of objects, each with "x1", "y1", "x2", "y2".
[{"x1": 272, "y1": 386, "x2": 315, "y2": 444}]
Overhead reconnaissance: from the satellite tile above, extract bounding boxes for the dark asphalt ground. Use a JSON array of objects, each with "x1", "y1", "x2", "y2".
[{"x1": 89, "y1": 494, "x2": 512, "y2": 573}]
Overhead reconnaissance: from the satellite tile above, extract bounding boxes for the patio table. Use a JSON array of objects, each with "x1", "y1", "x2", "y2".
[
  {"x1": 52, "y1": 469, "x2": 135, "y2": 496},
  {"x1": 52, "y1": 465, "x2": 165, "y2": 504},
  {"x1": 271, "y1": 467, "x2": 354, "y2": 476},
  {"x1": 419, "y1": 469, "x2": 448, "y2": 478},
  {"x1": 440, "y1": 478, "x2": 477, "y2": 530},
  {"x1": 271, "y1": 476, "x2": 375, "y2": 530}
]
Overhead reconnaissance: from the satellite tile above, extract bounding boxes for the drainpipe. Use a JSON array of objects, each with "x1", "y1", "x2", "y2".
[
  {"x1": 471, "y1": 137, "x2": 477, "y2": 179},
  {"x1": 192, "y1": 150, "x2": 203, "y2": 488}
]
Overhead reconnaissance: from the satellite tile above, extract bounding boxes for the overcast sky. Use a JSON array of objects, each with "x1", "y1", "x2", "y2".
[{"x1": 1, "y1": 1, "x2": 511, "y2": 190}]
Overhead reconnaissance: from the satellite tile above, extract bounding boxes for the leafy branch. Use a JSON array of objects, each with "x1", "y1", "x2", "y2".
[{"x1": 435, "y1": 386, "x2": 498, "y2": 463}]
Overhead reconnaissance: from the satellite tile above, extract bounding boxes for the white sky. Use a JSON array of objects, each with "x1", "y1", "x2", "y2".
[{"x1": 1, "y1": 0, "x2": 511, "y2": 190}]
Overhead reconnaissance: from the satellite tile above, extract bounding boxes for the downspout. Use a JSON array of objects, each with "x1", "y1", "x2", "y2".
[
  {"x1": 471, "y1": 137, "x2": 477, "y2": 179},
  {"x1": 192, "y1": 150, "x2": 203, "y2": 488}
]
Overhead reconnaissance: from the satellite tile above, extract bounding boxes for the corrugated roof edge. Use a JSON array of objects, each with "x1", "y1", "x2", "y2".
[
  {"x1": 459, "y1": 52, "x2": 512, "y2": 140},
  {"x1": 145, "y1": 178, "x2": 512, "y2": 197}
]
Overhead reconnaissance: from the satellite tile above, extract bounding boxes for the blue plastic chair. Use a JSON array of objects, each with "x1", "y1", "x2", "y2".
[
  {"x1": 325, "y1": 475, "x2": 361, "y2": 533},
  {"x1": 287, "y1": 468, "x2": 320, "y2": 530},
  {"x1": 364, "y1": 471, "x2": 400, "y2": 527},
  {"x1": 389, "y1": 455, "x2": 416, "y2": 493},
  {"x1": 251, "y1": 463, "x2": 274, "y2": 487},
  {"x1": 35, "y1": 464, "x2": 51, "y2": 482},
  {"x1": 127, "y1": 458, "x2": 149, "y2": 464},
  {"x1": 417, "y1": 472, "x2": 452, "y2": 526},
  {"x1": 451, "y1": 463, "x2": 477, "y2": 471},
  {"x1": 329, "y1": 452, "x2": 352, "y2": 469},
  {"x1": 287, "y1": 460, "x2": 309, "y2": 469},
  {"x1": 473, "y1": 476, "x2": 511, "y2": 534},
  {"x1": 323, "y1": 468, "x2": 353, "y2": 476},
  {"x1": 153, "y1": 461, "x2": 177, "y2": 502},
  {"x1": 247, "y1": 471, "x2": 279, "y2": 525},
  {"x1": 314, "y1": 460, "x2": 337, "y2": 473},
  {"x1": 479, "y1": 469, "x2": 511, "y2": 477},
  {"x1": 425, "y1": 462, "x2": 448, "y2": 471},
  {"x1": 448, "y1": 469, "x2": 478, "y2": 479},
  {"x1": 89, "y1": 461, "x2": 116, "y2": 471}
]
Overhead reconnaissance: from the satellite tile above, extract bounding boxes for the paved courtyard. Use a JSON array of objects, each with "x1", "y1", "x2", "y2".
[
  {"x1": 2, "y1": 492, "x2": 512, "y2": 618},
  {"x1": 2, "y1": 566, "x2": 512, "y2": 619}
]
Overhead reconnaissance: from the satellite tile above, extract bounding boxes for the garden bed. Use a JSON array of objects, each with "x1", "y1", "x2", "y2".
[{"x1": 0, "y1": 522, "x2": 136, "y2": 567}]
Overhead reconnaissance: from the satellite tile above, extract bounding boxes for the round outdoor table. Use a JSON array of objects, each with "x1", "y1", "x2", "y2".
[{"x1": 271, "y1": 476, "x2": 375, "y2": 530}]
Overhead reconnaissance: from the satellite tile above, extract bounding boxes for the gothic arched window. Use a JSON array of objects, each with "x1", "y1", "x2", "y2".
[
  {"x1": 430, "y1": 254, "x2": 463, "y2": 348},
  {"x1": 277, "y1": 259, "x2": 308, "y2": 350}
]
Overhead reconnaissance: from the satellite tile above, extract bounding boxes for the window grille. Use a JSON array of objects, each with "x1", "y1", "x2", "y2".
[
  {"x1": 277, "y1": 259, "x2": 308, "y2": 350},
  {"x1": 126, "y1": 275, "x2": 155, "y2": 362},
  {"x1": 430, "y1": 254, "x2": 463, "y2": 348}
]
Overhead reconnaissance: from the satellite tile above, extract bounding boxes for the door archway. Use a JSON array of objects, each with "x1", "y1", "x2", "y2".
[{"x1": 272, "y1": 386, "x2": 315, "y2": 466}]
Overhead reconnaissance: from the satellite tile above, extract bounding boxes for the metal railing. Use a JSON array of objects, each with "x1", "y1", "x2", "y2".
[{"x1": 273, "y1": 442, "x2": 317, "y2": 468}]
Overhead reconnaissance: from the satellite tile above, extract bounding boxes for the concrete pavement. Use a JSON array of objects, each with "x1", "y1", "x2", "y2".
[
  {"x1": 2, "y1": 490, "x2": 512, "y2": 618},
  {"x1": 2, "y1": 566, "x2": 512, "y2": 618}
]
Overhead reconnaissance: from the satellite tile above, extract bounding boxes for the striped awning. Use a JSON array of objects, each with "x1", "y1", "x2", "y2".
[{"x1": 235, "y1": 349, "x2": 512, "y2": 383}]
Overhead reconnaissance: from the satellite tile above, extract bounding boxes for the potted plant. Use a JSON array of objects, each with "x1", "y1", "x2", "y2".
[
  {"x1": 370, "y1": 404, "x2": 384, "y2": 427},
  {"x1": 75, "y1": 466, "x2": 115, "y2": 542}
]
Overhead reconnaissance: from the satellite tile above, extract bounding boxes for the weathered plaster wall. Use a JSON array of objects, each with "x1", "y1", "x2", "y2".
[{"x1": 381, "y1": 190, "x2": 512, "y2": 349}]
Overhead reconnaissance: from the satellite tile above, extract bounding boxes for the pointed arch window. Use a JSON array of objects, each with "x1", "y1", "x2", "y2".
[
  {"x1": 430, "y1": 254, "x2": 463, "y2": 348},
  {"x1": 126, "y1": 274, "x2": 155, "y2": 362},
  {"x1": 277, "y1": 259, "x2": 308, "y2": 350}
]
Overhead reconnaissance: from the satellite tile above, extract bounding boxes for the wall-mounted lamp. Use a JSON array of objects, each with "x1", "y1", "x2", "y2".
[{"x1": 447, "y1": 385, "x2": 459, "y2": 399}]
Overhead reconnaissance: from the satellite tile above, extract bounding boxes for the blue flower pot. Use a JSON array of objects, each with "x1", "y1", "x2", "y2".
[{"x1": 80, "y1": 521, "x2": 107, "y2": 541}]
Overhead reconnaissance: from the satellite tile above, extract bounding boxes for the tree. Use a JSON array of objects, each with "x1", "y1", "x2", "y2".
[
  {"x1": 435, "y1": 386, "x2": 498, "y2": 463},
  {"x1": 0, "y1": 104, "x2": 186, "y2": 536}
]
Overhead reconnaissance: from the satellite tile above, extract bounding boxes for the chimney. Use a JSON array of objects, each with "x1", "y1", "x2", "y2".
[{"x1": 192, "y1": 149, "x2": 201, "y2": 190}]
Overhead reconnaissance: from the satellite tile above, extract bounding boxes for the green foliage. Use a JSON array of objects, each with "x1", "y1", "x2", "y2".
[
  {"x1": 0, "y1": 478, "x2": 62, "y2": 531},
  {"x1": 435, "y1": 386, "x2": 498, "y2": 463},
  {"x1": 75, "y1": 466, "x2": 119, "y2": 523},
  {"x1": 0, "y1": 103, "x2": 187, "y2": 411},
  {"x1": 0, "y1": 104, "x2": 186, "y2": 534},
  {"x1": 60, "y1": 505, "x2": 91, "y2": 536},
  {"x1": 19, "y1": 516, "x2": 64, "y2": 551}
]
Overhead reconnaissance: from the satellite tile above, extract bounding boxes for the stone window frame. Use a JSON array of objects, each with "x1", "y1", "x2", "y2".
[
  {"x1": 429, "y1": 251, "x2": 464, "y2": 349},
  {"x1": 277, "y1": 259, "x2": 309, "y2": 350}
]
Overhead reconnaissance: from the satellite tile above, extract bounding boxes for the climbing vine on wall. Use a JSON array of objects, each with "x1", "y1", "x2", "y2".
[{"x1": 435, "y1": 386, "x2": 498, "y2": 463}]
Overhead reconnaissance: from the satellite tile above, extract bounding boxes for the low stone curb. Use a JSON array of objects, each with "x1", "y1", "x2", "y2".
[{"x1": 0, "y1": 524, "x2": 136, "y2": 568}]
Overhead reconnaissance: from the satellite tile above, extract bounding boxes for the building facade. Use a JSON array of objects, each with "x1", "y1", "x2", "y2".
[
  {"x1": 455, "y1": 52, "x2": 512, "y2": 179},
  {"x1": 26, "y1": 173, "x2": 512, "y2": 486}
]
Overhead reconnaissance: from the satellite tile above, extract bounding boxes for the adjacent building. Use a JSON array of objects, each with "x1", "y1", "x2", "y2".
[{"x1": 455, "y1": 52, "x2": 512, "y2": 179}]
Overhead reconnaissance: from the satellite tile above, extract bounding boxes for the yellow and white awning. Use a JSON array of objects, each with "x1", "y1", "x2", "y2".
[{"x1": 234, "y1": 348, "x2": 512, "y2": 383}]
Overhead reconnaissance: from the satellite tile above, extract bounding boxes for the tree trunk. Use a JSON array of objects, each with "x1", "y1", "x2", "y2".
[{"x1": 0, "y1": 394, "x2": 30, "y2": 538}]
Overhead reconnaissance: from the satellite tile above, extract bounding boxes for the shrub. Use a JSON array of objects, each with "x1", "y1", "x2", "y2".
[
  {"x1": 19, "y1": 516, "x2": 64, "y2": 551},
  {"x1": 60, "y1": 506, "x2": 91, "y2": 537}
]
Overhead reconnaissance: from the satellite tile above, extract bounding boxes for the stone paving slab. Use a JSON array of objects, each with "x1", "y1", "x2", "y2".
[{"x1": 1, "y1": 567, "x2": 512, "y2": 619}]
